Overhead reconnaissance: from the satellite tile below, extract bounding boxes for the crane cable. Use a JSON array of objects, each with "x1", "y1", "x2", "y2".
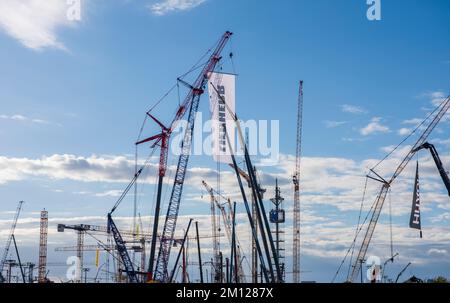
[
  {"x1": 332, "y1": 190, "x2": 378, "y2": 282},
  {"x1": 111, "y1": 148, "x2": 157, "y2": 214},
  {"x1": 334, "y1": 96, "x2": 449, "y2": 282},
  {"x1": 370, "y1": 100, "x2": 443, "y2": 172},
  {"x1": 347, "y1": 177, "x2": 368, "y2": 279},
  {"x1": 388, "y1": 187, "x2": 394, "y2": 259}
]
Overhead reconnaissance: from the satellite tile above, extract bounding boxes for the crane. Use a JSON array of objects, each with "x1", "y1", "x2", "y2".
[
  {"x1": 293, "y1": 81, "x2": 303, "y2": 283},
  {"x1": 136, "y1": 114, "x2": 170, "y2": 281},
  {"x1": 413, "y1": 142, "x2": 450, "y2": 196},
  {"x1": 395, "y1": 262, "x2": 412, "y2": 283},
  {"x1": 348, "y1": 96, "x2": 450, "y2": 282},
  {"x1": 0, "y1": 201, "x2": 24, "y2": 283},
  {"x1": 152, "y1": 31, "x2": 232, "y2": 282},
  {"x1": 210, "y1": 82, "x2": 282, "y2": 282},
  {"x1": 229, "y1": 163, "x2": 265, "y2": 283},
  {"x1": 202, "y1": 180, "x2": 246, "y2": 282},
  {"x1": 201, "y1": 180, "x2": 221, "y2": 282}
]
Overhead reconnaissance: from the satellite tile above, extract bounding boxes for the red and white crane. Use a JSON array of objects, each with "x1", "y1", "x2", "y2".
[{"x1": 137, "y1": 31, "x2": 233, "y2": 282}]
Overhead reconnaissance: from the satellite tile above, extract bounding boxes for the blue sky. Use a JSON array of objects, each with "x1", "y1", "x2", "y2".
[{"x1": 0, "y1": 0, "x2": 450, "y2": 283}]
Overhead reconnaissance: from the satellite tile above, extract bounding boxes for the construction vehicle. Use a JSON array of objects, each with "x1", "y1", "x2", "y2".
[
  {"x1": 347, "y1": 96, "x2": 450, "y2": 282},
  {"x1": 151, "y1": 31, "x2": 232, "y2": 282},
  {"x1": 210, "y1": 82, "x2": 282, "y2": 282},
  {"x1": 202, "y1": 180, "x2": 246, "y2": 282},
  {"x1": 0, "y1": 201, "x2": 24, "y2": 283}
]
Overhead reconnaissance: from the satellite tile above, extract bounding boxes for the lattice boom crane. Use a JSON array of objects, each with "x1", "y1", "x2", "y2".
[
  {"x1": 348, "y1": 96, "x2": 450, "y2": 282},
  {"x1": 153, "y1": 31, "x2": 232, "y2": 282},
  {"x1": 0, "y1": 201, "x2": 24, "y2": 283}
]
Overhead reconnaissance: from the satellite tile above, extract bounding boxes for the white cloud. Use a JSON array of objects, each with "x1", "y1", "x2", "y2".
[
  {"x1": 427, "y1": 248, "x2": 448, "y2": 257},
  {"x1": 94, "y1": 190, "x2": 124, "y2": 197},
  {"x1": 2, "y1": 148, "x2": 450, "y2": 281},
  {"x1": 324, "y1": 120, "x2": 348, "y2": 128},
  {"x1": 424, "y1": 91, "x2": 447, "y2": 107},
  {"x1": 398, "y1": 128, "x2": 411, "y2": 136},
  {"x1": 360, "y1": 117, "x2": 390, "y2": 136},
  {"x1": 403, "y1": 118, "x2": 423, "y2": 125},
  {"x1": 0, "y1": 154, "x2": 139, "y2": 184},
  {"x1": 433, "y1": 138, "x2": 450, "y2": 147},
  {"x1": 149, "y1": 0, "x2": 206, "y2": 16},
  {"x1": 0, "y1": 0, "x2": 76, "y2": 51},
  {"x1": 0, "y1": 113, "x2": 60, "y2": 126},
  {"x1": 341, "y1": 104, "x2": 367, "y2": 115}
]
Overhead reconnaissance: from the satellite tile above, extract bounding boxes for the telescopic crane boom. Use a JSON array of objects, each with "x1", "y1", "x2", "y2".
[{"x1": 348, "y1": 96, "x2": 450, "y2": 282}]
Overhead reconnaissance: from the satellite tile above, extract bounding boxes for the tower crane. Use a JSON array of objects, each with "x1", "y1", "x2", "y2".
[
  {"x1": 57, "y1": 222, "x2": 150, "y2": 282},
  {"x1": 150, "y1": 31, "x2": 232, "y2": 282},
  {"x1": 348, "y1": 96, "x2": 450, "y2": 282},
  {"x1": 293, "y1": 81, "x2": 303, "y2": 283},
  {"x1": 0, "y1": 201, "x2": 24, "y2": 283}
]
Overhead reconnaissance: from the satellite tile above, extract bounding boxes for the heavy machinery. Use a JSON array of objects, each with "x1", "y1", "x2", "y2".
[
  {"x1": 229, "y1": 164, "x2": 265, "y2": 283},
  {"x1": 57, "y1": 222, "x2": 150, "y2": 282},
  {"x1": 413, "y1": 142, "x2": 450, "y2": 196},
  {"x1": 202, "y1": 180, "x2": 246, "y2": 282},
  {"x1": 150, "y1": 31, "x2": 233, "y2": 282},
  {"x1": 347, "y1": 96, "x2": 450, "y2": 282},
  {"x1": 201, "y1": 180, "x2": 221, "y2": 282},
  {"x1": 293, "y1": 80, "x2": 303, "y2": 283},
  {"x1": 210, "y1": 82, "x2": 282, "y2": 282},
  {"x1": 395, "y1": 262, "x2": 412, "y2": 283},
  {"x1": 0, "y1": 201, "x2": 24, "y2": 283}
]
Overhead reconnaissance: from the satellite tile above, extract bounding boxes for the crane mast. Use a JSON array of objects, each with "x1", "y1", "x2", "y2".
[
  {"x1": 202, "y1": 181, "x2": 221, "y2": 282},
  {"x1": 348, "y1": 96, "x2": 450, "y2": 282},
  {"x1": 293, "y1": 81, "x2": 303, "y2": 283},
  {"x1": 0, "y1": 201, "x2": 24, "y2": 282},
  {"x1": 153, "y1": 31, "x2": 232, "y2": 282},
  {"x1": 202, "y1": 180, "x2": 246, "y2": 282}
]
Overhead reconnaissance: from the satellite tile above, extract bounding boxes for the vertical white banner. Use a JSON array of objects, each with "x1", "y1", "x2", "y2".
[{"x1": 208, "y1": 72, "x2": 236, "y2": 164}]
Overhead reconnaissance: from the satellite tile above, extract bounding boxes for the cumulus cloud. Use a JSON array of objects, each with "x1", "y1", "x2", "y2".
[
  {"x1": 403, "y1": 118, "x2": 423, "y2": 126},
  {"x1": 341, "y1": 104, "x2": 367, "y2": 115},
  {"x1": 360, "y1": 117, "x2": 391, "y2": 136},
  {"x1": 423, "y1": 91, "x2": 448, "y2": 107},
  {"x1": 0, "y1": 154, "x2": 139, "y2": 184},
  {"x1": 1, "y1": 148, "x2": 450, "y2": 281},
  {"x1": 398, "y1": 128, "x2": 411, "y2": 136},
  {"x1": 0, "y1": 0, "x2": 79, "y2": 51},
  {"x1": 149, "y1": 0, "x2": 206, "y2": 16}
]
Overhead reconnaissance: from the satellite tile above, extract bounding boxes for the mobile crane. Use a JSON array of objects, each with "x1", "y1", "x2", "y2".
[{"x1": 348, "y1": 96, "x2": 450, "y2": 282}]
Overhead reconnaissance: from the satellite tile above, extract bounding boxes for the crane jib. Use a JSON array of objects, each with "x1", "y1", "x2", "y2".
[
  {"x1": 152, "y1": 32, "x2": 232, "y2": 282},
  {"x1": 348, "y1": 96, "x2": 450, "y2": 282}
]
